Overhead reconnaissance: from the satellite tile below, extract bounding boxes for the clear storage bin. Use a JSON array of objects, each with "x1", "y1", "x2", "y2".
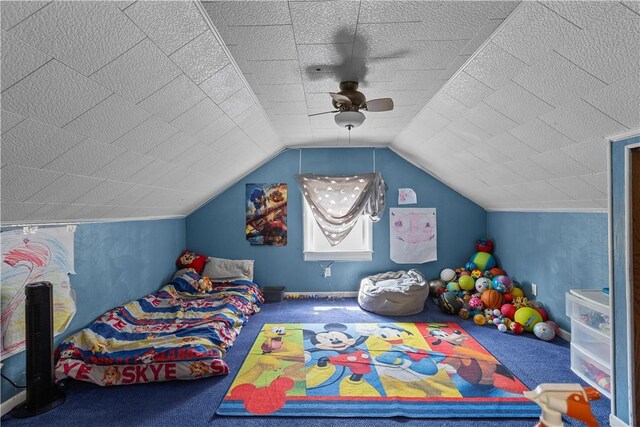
[
  {"x1": 565, "y1": 290, "x2": 610, "y2": 336},
  {"x1": 571, "y1": 320, "x2": 610, "y2": 367},
  {"x1": 570, "y1": 343, "x2": 611, "y2": 398}
]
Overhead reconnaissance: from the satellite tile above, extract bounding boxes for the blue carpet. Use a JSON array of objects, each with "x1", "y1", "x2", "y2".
[{"x1": 2, "y1": 298, "x2": 611, "y2": 426}]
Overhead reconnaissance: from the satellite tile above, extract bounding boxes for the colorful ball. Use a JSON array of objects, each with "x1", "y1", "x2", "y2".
[
  {"x1": 493, "y1": 318, "x2": 502, "y2": 325},
  {"x1": 463, "y1": 293, "x2": 472, "y2": 304},
  {"x1": 492, "y1": 275, "x2": 512, "y2": 293},
  {"x1": 497, "y1": 323, "x2": 508, "y2": 332},
  {"x1": 514, "y1": 307, "x2": 543, "y2": 332},
  {"x1": 500, "y1": 303, "x2": 517, "y2": 320},
  {"x1": 468, "y1": 297, "x2": 484, "y2": 311},
  {"x1": 481, "y1": 289, "x2": 503, "y2": 309},
  {"x1": 471, "y1": 269, "x2": 483, "y2": 279},
  {"x1": 513, "y1": 296, "x2": 531, "y2": 309},
  {"x1": 446, "y1": 282, "x2": 461, "y2": 292},
  {"x1": 475, "y1": 277, "x2": 492, "y2": 293},
  {"x1": 473, "y1": 314, "x2": 486, "y2": 326},
  {"x1": 510, "y1": 287, "x2": 524, "y2": 298},
  {"x1": 510, "y1": 322, "x2": 524, "y2": 334},
  {"x1": 475, "y1": 239, "x2": 494, "y2": 253},
  {"x1": 503, "y1": 292, "x2": 513, "y2": 303},
  {"x1": 465, "y1": 261, "x2": 477, "y2": 271},
  {"x1": 492, "y1": 309, "x2": 501, "y2": 317},
  {"x1": 533, "y1": 322, "x2": 556, "y2": 341},
  {"x1": 535, "y1": 307, "x2": 548, "y2": 322},
  {"x1": 503, "y1": 318, "x2": 512, "y2": 329},
  {"x1": 428, "y1": 279, "x2": 447, "y2": 298},
  {"x1": 459, "y1": 275, "x2": 475, "y2": 291},
  {"x1": 438, "y1": 292, "x2": 463, "y2": 315},
  {"x1": 489, "y1": 267, "x2": 505, "y2": 277},
  {"x1": 458, "y1": 308, "x2": 470, "y2": 319},
  {"x1": 440, "y1": 268, "x2": 456, "y2": 282},
  {"x1": 545, "y1": 320, "x2": 560, "y2": 334},
  {"x1": 470, "y1": 252, "x2": 496, "y2": 272}
]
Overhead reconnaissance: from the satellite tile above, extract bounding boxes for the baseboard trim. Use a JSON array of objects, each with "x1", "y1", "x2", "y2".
[
  {"x1": 557, "y1": 327, "x2": 571, "y2": 341},
  {"x1": 1, "y1": 390, "x2": 26, "y2": 417},
  {"x1": 610, "y1": 413, "x2": 629, "y2": 427},
  {"x1": 284, "y1": 291, "x2": 358, "y2": 298}
]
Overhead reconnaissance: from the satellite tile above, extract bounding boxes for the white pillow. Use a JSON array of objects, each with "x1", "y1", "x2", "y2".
[{"x1": 203, "y1": 257, "x2": 254, "y2": 282}]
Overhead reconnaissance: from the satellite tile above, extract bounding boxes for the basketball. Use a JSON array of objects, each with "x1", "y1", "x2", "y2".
[
  {"x1": 481, "y1": 289, "x2": 503, "y2": 309},
  {"x1": 514, "y1": 307, "x2": 543, "y2": 332}
]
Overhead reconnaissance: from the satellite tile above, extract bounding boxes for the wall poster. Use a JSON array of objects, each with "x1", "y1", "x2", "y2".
[
  {"x1": 390, "y1": 208, "x2": 437, "y2": 264},
  {"x1": 246, "y1": 183, "x2": 288, "y2": 246},
  {"x1": 1, "y1": 226, "x2": 76, "y2": 359}
]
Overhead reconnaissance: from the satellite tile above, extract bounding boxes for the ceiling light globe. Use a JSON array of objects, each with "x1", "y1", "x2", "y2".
[{"x1": 334, "y1": 111, "x2": 365, "y2": 129}]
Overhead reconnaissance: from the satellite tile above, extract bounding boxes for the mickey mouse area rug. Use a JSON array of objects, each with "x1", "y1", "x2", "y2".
[{"x1": 216, "y1": 322, "x2": 540, "y2": 418}]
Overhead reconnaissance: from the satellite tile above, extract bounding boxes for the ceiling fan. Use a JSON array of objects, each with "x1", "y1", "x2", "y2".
[{"x1": 308, "y1": 81, "x2": 394, "y2": 130}]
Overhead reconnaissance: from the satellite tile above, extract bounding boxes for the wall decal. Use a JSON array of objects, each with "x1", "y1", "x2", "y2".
[
  {"x1": 390, "y1": 208, "x2": 437, "y2": 264},
  {"x1": 398, "y1": 188, "x2": 417, "y2": 205},
  {"x1": 1, "y1": 226, "x2": 76, "y2": 359},
  {"x1": 246, "y1": 183, "x2": 288, "y2": 246}
]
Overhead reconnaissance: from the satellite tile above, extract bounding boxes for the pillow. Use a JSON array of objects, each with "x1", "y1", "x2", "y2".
[
  {"x1": 203, "y1": 257, "x2": 254, "y2": 282},
  {"x1": 176, "y1": 250, "x2": 207, "y2": 274}
]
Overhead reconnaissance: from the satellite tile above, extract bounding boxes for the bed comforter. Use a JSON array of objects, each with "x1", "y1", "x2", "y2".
[{"x1": 54, "y1": 271, "x2": 263, "y2": 386}]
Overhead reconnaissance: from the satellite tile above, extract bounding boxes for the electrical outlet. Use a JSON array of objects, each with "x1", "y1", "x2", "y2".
[
  {"x1": 324, "y1": 267, "x2": 331, "y2": 278},
  {"x1": 531, "y1": 283, "x2": 537, "y2": 296}
]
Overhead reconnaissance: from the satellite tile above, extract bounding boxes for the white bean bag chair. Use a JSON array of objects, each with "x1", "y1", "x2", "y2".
[{"x1": 358, "y1": 269, "x2": 429, "y2": 315}]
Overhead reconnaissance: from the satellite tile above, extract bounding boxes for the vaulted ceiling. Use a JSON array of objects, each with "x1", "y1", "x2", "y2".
[{"x1": 1, "y1": 1, "x2": 638, "y2": 224}]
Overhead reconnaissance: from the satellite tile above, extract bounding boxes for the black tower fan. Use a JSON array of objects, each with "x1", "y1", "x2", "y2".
[{"x1": 11, "y1": 281, "x2": 65, "y2": 418}]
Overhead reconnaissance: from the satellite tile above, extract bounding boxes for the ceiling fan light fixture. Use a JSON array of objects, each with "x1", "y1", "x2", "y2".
[{"x1": 334, "y1": 111, "x2": 365, "y2": 130}]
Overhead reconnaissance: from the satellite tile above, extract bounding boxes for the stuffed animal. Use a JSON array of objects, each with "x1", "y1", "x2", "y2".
[{"x1": 198, "y1": 276, "x2": 213, "y2": 293}]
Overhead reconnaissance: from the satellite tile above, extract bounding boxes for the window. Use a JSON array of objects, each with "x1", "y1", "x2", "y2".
[{"x1": 302, "y1": 199, "x2": 373, "y2": 261}]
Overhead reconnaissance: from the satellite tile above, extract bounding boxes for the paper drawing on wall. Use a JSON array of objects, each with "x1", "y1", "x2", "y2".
[
  {"x1": 246, "y1": 183, "x2": 288, "y2": 246},
  {"x1": 398, "y1": 188, "x2": 417, "y2": 205},
  {"x1": 1, "y1": 227, "x2": 76, "y2": 359},
  {"x1": 390, "y1": 208, "x2": 437, "y2": 264}
]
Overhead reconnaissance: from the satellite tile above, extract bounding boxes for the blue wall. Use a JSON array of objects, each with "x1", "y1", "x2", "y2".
[
  {"x1": 186, "y1": 148, "x2": 487, "y2": 292},
  {"x1": 611, "y1": 135, "x2": 640, "y2": 424},
  {"x1": 487, "y1": 212, "x2": 608, "y2": 332},
  {"x1": 1, "y1": 218, "x2": 186, "y2": 402}
]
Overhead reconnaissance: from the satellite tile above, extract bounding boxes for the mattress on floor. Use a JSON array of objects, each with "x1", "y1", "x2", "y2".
[
  {"x1": 54, "y1": 271, "x2": 263, "y2": 386},
  {"x1": 358, "y1": 269, "x2": 429, "y2": 315}
]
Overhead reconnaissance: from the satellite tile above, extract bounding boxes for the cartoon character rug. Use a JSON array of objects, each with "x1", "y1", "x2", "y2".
[{"x1": 216, "y1": 322, "x2": 540, "y2": 418}]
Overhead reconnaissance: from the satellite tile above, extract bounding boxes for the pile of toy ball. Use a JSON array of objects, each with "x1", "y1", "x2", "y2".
[{"x1": 428, "y1": 239, "x2": 559, "y2": 341}]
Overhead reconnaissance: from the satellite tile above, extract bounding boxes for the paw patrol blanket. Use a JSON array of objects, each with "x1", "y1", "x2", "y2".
[
  {"x1": 55, "y1": 271, "x2": 263, "y2": 387},
  {"x1": 217, "y1": 322, "x2": 540, "y2": 418}
]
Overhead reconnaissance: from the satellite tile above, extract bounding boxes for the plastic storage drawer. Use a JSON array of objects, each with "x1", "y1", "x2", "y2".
[
  {"x1": 570, "y1": 343, "x2": 611, "y2": 398},
  {"x1": 570, "y1": 320, "x2": 610, "y2": 366},
  {"x1": 565, "y1": 290, "x2": 610, "y2": 336}
]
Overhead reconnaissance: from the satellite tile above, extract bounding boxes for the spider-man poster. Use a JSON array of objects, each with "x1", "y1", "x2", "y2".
[
  {"x1": 390, "y1": 208, "x2": 437, "y2": 263},
  {"x1": 246, "y1": 183, "x2": 287, "y2": 246}
]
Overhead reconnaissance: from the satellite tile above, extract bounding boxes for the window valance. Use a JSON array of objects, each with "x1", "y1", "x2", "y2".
[{"x1": 295, "y1": 172, "x2": 386, "y2": 246}]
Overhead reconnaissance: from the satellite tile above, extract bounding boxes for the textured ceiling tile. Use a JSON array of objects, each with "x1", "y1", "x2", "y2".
[
  {"x1": 579, "y1": 172, "x2": 607, "y2": 194},
  {"x1": 483, "y1": 82, "x2": 554, "y2": 124},
  {"x1": 477, "y1": 168, "x2": 526, "y2": 187},
  {"x1": 505, "y1": 158, "x2": 557, "y2": 181},
  {"x1": 355, "y1": 23, "x2": 422, "y2": 59},
  {"x1": 259, "y1": 83, "x2": 305, "y2": 102},
  {"x1": 138, "y1": 74, "x2": 206, "y2": 122},
  {"x1": 172, "y1": 143, "x2": 214, "y2": 169},
  {"x1": 1, "y1": 110, "x2": 25, "y2": 135},
  {"x1": 1, "y1": 202, "x2": 46, "y2": 222},
  {"x1": 93, "y1": 151, "x2": 155, "y2": 181},
  {"x1": 539, "y1": 98, "x2": 628, "y2": 142},
  {"x1": 170, "y1": 31, "x2": 229, "y2": 84},
  {"x1": 548, "y1": 176, "x2": 605, "y2": 200},
  {"x1": 3, "y1": 118, "x2": 84, "y2": 168},
  {"x1": 199, "y1": 64, "x2": 244, "y2": 104},
  {"x1": 561, "y1": 138, "x2": 609, "y2": 173},
  {"x1": 2, "y1": 60, "x2": 111, "y2": 127},
  {"x1": 467, "y1": 143, "x2": 511, "y2": 164},
  {"x1": 508, "y1": 118, "x2": 577, "y2": 152},
  {"x1": 68, "y1": 204, "x2": 115, "y2": 220},
  {"x1": 43, "y1": 138, "x2": 125, "y2": 176},
  {"x1": 464, "y1": 103, "x2": 518, "y2": 136},
  {"x1": 390, "y1": 70, "x2": 442, "y2": 91},
  {"x1": 230, "y1": 25, "x2": 297, "y2": 61},
  {"x1": 170, "y1": 98, "x2": 224, "y2": 135},
  {"x1": 195, "y1": 115, "x2": 236, "y2": 146},
  {"x1": 553, "y1": 3, "x2": 640, "y2": 84},
  {"x1": 112, "y1": 116, "x2": 179, "y2": 154},
  {"x1": 485, "y1": 133, "x2": 538, "y2": 160},
  {"x1": 27, "y1": 203, "x2": 85, "y2": 221},
  {"x1": 444, "y1": 72, "x2": 493, "y2": 108},
  {"x1": 415, "y1": 2, "x2": 497, "y2": 40},
  {"x1": 426, "y1": 128, "x2": 475, "y2": 152},
  {"x1": 541, "y1": 1, "x2": 617, "y2": 29},
  {"x1": 513, "y1": 52, "x2": 607, "y2": 108},
  {"x1": 146, "y1": 132, "x2": 198, "y2": 162},
  {"x1": 269, "y1": 101, "x2": 308, "y2": 116},
  {"x1": 242, "y1": 60, "x2": 302, "y2": 85},
  {"x1": 622, "y1": 1, "x2": 640, "y2": 14},
  {"x1": 1, "y1": 1, "x2": 50, "y2": 30},
  {"x1": 428, "y1": 93, "x2": 469, "y2": 121},
  {"x1": 461, "y1": 18, "x2": 503, "y2": 56},
  {"x1": 191, "y1": 150, "x2": 223, "y2": 172},
  {"x1": 290, "y1": 1, "x2": 358, "y2": 44},
  {"x1": 107, "y1": 184, "x2": 155, "y2": 206},
  {"x1": 233, "y1": 105, "x2": 264, "y2": 129},
  {"x1": 1, "y1": 30, "x2": 50, "y2": 91},
  {"x1": 583, "y1": 72, "x2": 640, "y2": 129},
  {"x1": 64, "y1": 94, "x2": 151, "y2": 143},
  {"x1": 464, "y1": 42, "x2": 527, "y2": 90},
  {"x1": 209, "y1": 127, "x2": 252, "y2": 153},
  {"x1": 1, "y1": 165, "x2": 63, "y2": 202},
  {"x1": 126, "y1": 159, "x2": 172, "y2": 186},
  {"x1": 10, "y1": 1, "x2": 145, "y2": 75},
  {"x1": 148, "y1": 167, "x2": 185, "y2": 191},
  {"x1": 91, "y1": 39, "x2": 182, "y2": 104},
  {"x1": 530, "y1": 149, "x2": 592, "y2": 178},
  {"x1": 414, "y1": 108, "x2": 451, "y2": 132},
  {"x1": 219, "y1": 89, "x2": 256, "y2": 118},
  {"x1": 439, "y1": 54, "x2": 471, "y2": 82},
  {"x1": 26, "y1": 174, "x2": 103, "y2": 204},
  {"x1": 217, "y1": 1, "x2": 290, "y2": 26},
  {"x1": 124, "y1": 0, "x2": 207, "y2": 55},
  {"x1": 73, "y1": 180, "x2": 133, "y2": 205},
  {"x1": 447, "y1": 117, "x2": 492, "y2": 144},
  {"x1": 491, "y1": 1, "x2": 581, "y2": 65},
  {"x1": 358, "y1": 1, "x2": 424, "y2": 23},
  {"x1": 509, "y1": 181, "x2": 569, "y2": 202}
]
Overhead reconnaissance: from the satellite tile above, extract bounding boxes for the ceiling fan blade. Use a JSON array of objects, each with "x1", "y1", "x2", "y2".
[
  {"x1": 329, "y1": 92, "x2": 352, "y2": 106},
  {"x1": 365, "y1": 98, "x2": 394, "y2": 112},
  {"x1": 308, "y1": 110, "x2": 339, "y2": 117}
]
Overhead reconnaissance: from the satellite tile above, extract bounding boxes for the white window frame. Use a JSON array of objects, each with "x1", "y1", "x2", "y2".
[{"x1": 302, "y1": 199, "x2": 373, "y2": 261}]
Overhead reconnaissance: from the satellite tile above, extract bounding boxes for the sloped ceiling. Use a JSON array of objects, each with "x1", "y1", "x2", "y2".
[{"x1": 1, "y1": 1, "x2": 639, "y2": 225}]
